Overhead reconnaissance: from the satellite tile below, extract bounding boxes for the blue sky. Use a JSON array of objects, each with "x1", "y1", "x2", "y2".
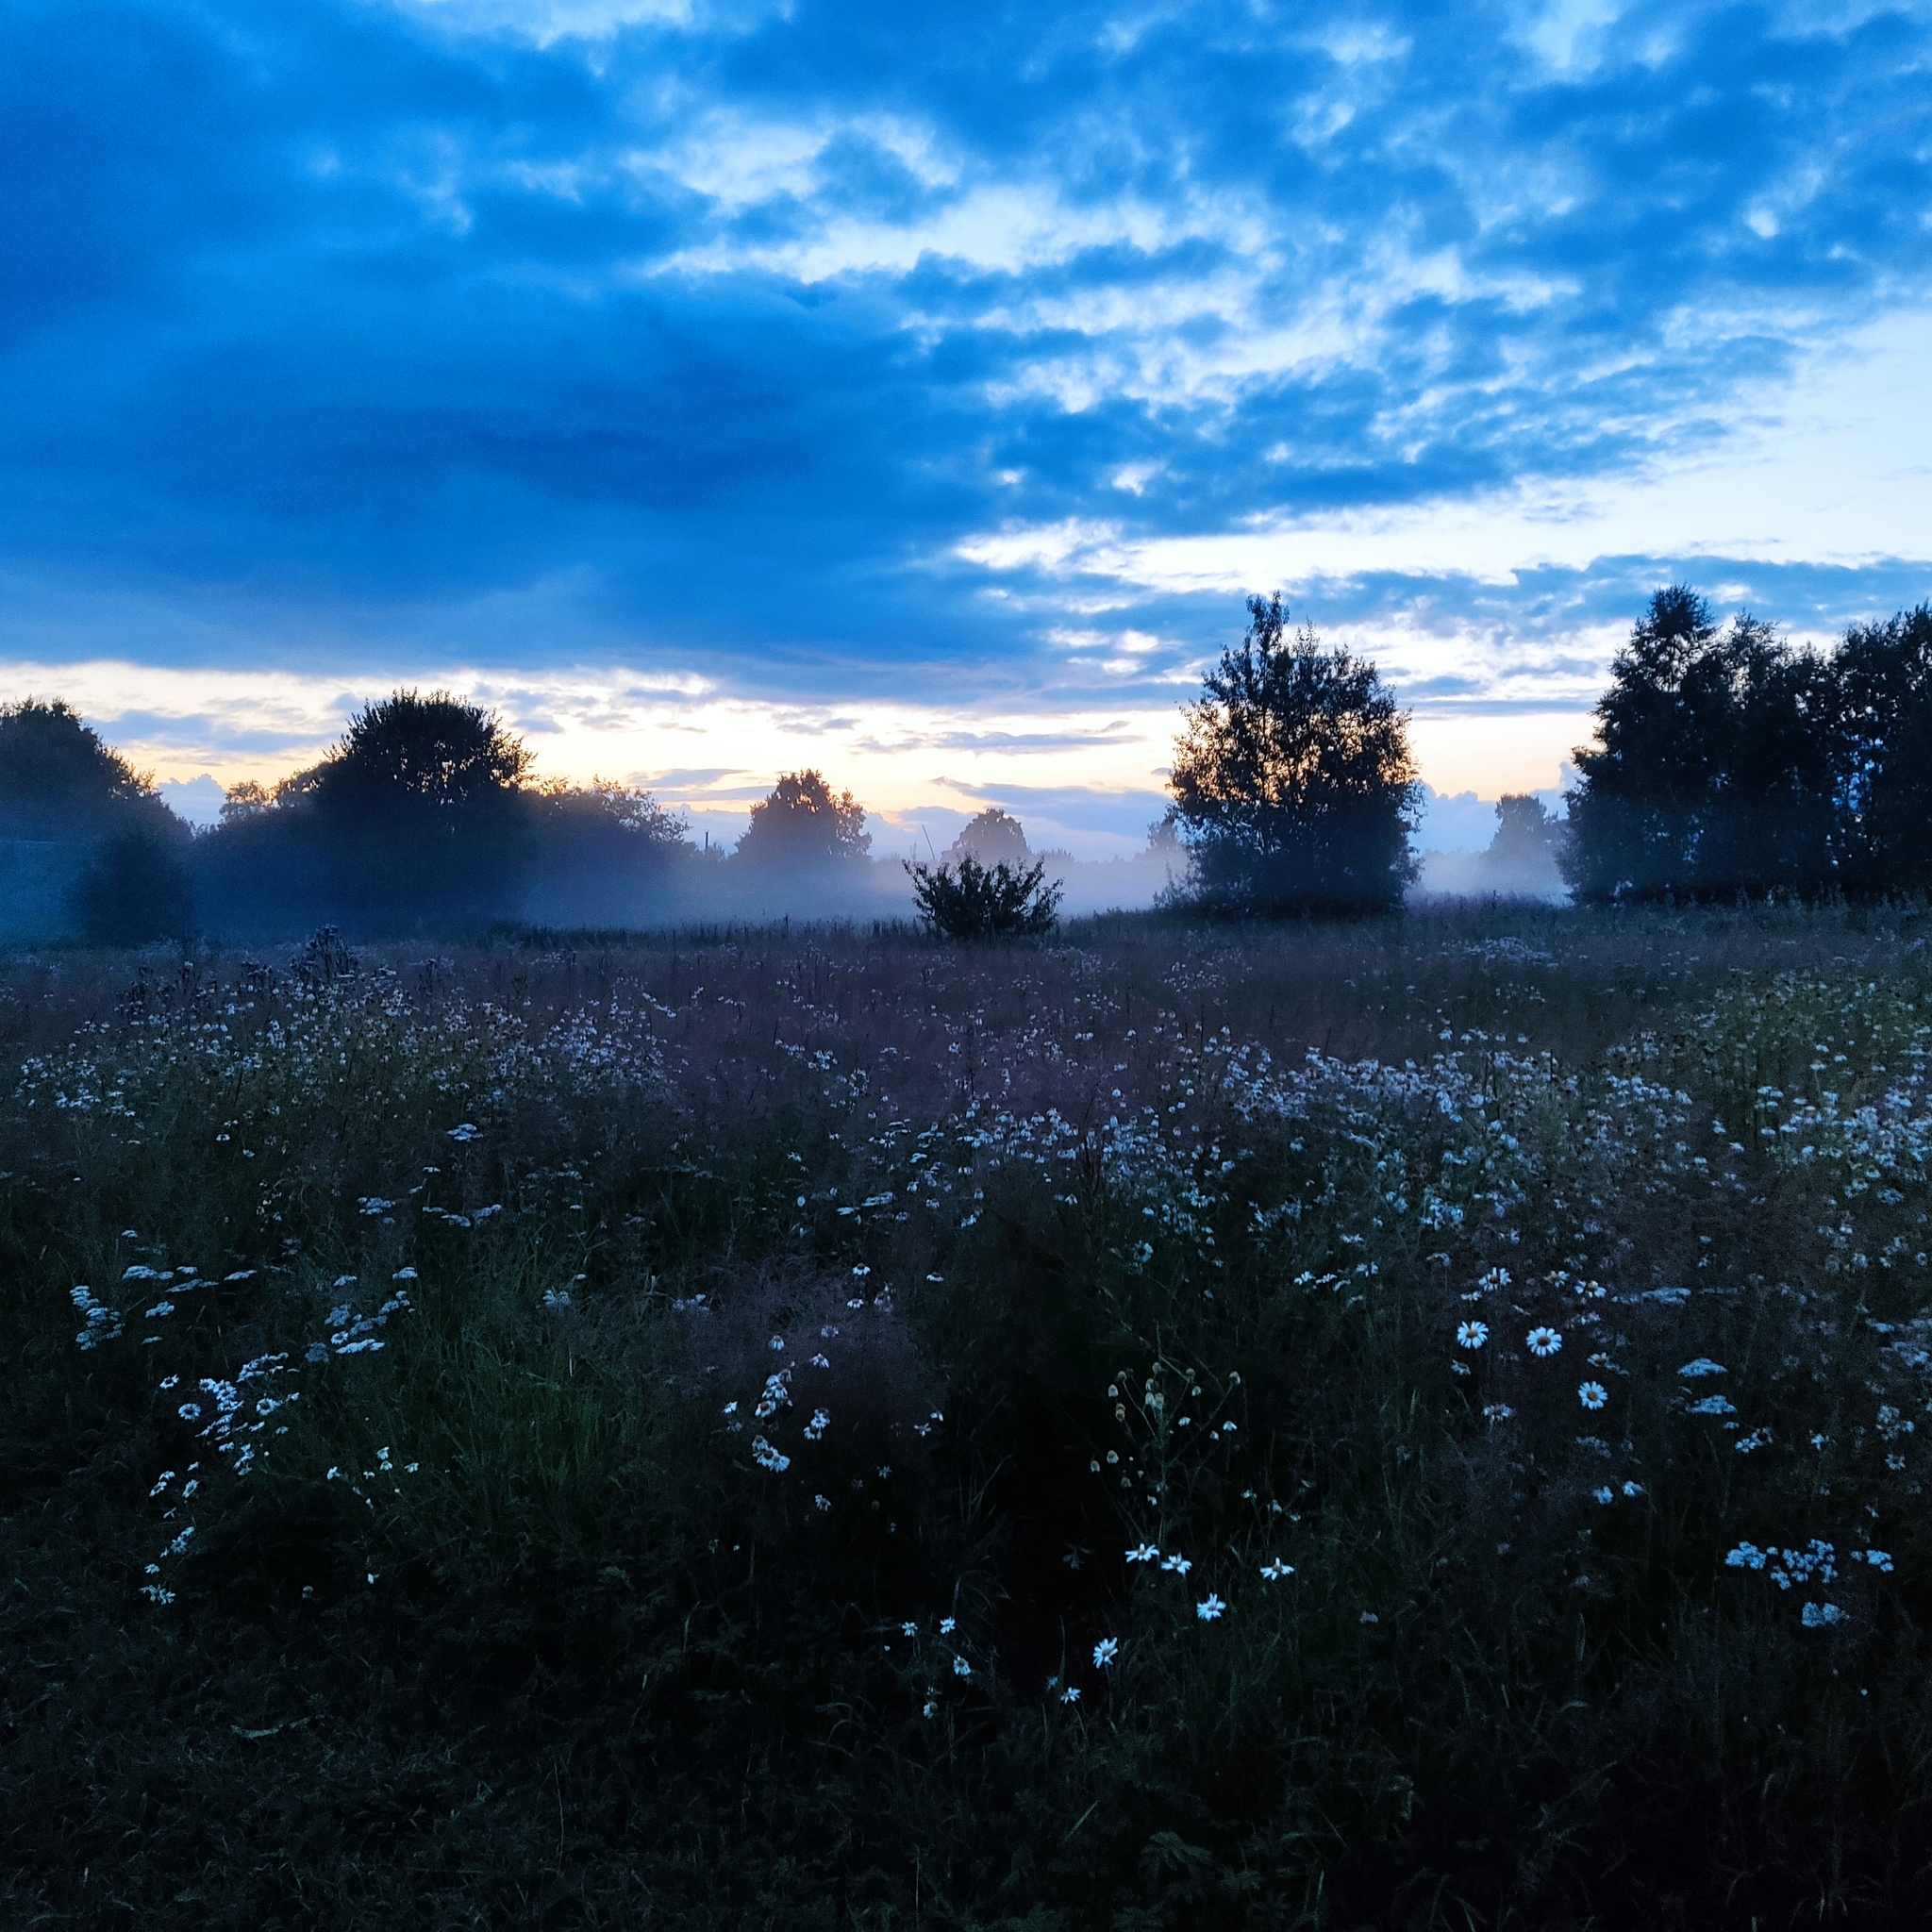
[{"x1": 3, "y1": 0, "x2": 1929, "y2": 852}]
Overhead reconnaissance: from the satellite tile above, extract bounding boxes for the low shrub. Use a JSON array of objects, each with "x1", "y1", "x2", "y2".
[{"x1": 907, "y1": 853, "x2": 1063, "y2": 938}]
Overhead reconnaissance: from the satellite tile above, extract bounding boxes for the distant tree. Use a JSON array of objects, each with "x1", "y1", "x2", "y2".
[
  {"x1": 1167, "y1": 594, "x2": 1419, "y2": 915},
  {"x1": 1830, "y1": 604, "x2": 1932, "y2": 896},
  {"x1": 1563, "y1": 588, "x2": 1837, "y2": 902},
  {"x1": 1491, "y1": 795, "x2": 1568, "y2": 869},
  {"x1": 737, "y1": 771, "x2": 871, "y2": 870},
  {"x1": 906, "y1": 855, "x2": 1062, "y2": 939},
  {"x1": 531, "y1": 778, "x2": 688, "y2": 848},
  {"x1": 945, "y1": 808, "x2": 1031, "y2": 868},
  {"x1": 218, "y1": 779, "x2": 275, "y2": 822}
]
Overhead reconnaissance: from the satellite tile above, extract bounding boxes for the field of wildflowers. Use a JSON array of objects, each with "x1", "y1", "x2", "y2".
[{"x1": 6, "y1": 905, "x2": 1932, "y2": 1926}]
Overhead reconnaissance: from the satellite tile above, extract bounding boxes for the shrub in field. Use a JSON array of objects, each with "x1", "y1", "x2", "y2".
[{"x1": 906, "y1": 852, "x2": 1062, "y2": 938}]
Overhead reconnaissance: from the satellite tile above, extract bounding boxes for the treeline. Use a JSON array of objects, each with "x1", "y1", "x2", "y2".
[
  {"x1": 0, "y1": 693, "x2": 907, "y2": 942},
  {"x1": 1566, "y1": 587, "x2": 1932, "y2": 902},
  {"x1": 1155, "y1": 586, "x2": 1932, "y2": 915},
  {"x1": 8, "y1": 583, "x2": 1930, "y2": 943},
  {"x1": 0, "y1": 692, "x2": 1124, "y2": 943}
]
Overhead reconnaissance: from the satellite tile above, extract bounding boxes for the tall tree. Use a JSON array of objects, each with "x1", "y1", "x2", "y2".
[
  {"x1": 310, "y1": 691, "x2": 533, "y2": 819},
  {"x1": 0, "y1": 700, "x2": 193, "y2": 941},
  {"x1": 1564, "y1": 589, "x2": 1836, "y2": 902},
  {"x1": 1168, "y1": 594, "x2": 1419, "y2": 915},
  {"x1": 201, "y1": 691, "x2": 538, "y2": 933},
  {"x1": 1830, "y1": 605, "x2": 1932, "y2": 896}
]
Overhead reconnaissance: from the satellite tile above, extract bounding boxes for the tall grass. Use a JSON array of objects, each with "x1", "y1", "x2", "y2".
[{"x1": 5, "y1": 903, "x2": 1932, "y2": 1925}]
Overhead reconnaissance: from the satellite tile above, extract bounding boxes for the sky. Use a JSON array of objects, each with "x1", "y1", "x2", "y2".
[{"x1": 3, "y1": 0, "x2": 1929, "y2": 855}]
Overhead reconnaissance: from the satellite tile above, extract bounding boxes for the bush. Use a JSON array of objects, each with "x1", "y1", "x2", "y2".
[{"x1": 906, "y1": 853, "x2": 1062, "y2": 937}]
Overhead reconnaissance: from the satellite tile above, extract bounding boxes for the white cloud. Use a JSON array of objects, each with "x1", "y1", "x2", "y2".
[{"x1": 956, "y1": 304, "x2": 1932, "y2": 596}]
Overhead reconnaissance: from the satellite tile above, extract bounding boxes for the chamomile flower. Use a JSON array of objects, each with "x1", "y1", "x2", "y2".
[
  {"x1": 1092, "y1": 1638, "x2": 1119, "y2": 1667},
  {"x1": 1195, "y1": 1594, "x2": 1225, "y2": 1622},
  {"x1": 1457, "y1": 1321, "x2": 1489, "y2": 1350},
  {"x1": 1578, "y1": 1380, "x2": 1608, "y2": 1410},
  {"x1": 1526, "y1": 1326, "x2": 1562, "y2": 1357}
]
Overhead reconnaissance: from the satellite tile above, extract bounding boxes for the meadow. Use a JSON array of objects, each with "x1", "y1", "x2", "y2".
[{"x1": 5, "y1": 902, "x2": 1932, "y2": 1927}]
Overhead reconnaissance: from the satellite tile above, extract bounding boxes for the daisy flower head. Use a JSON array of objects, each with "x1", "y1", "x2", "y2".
[
  {"x1": 1526, "y1": 1326, "x2": 1562, "y2": 1357},
  {"x1": 1092, "y1": 1637, "x2": 1120, "y2": 1667},
  {"x1": 1125, "y1": 1542, "x2": 1159, "y2": 1563},
  {"x1": 1578, "y1": 1380, "x2": 1608, "y2": 1410},
  {"x1": 1457, "y1": 1321, "x2": 1489, "y2": 1350},
  {"x1": 1195, "y1": 1594, "x2": 1225, "y2": 1622}
]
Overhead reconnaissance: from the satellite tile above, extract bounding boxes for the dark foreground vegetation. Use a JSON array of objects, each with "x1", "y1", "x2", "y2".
[{"x1": 8, "y1": 903, "x2": 1932, "y2": 1926}]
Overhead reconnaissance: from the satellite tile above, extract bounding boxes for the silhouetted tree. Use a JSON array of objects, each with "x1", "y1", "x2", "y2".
[
  {"x1": 1167, "y1": 594, "x2": 1419, "y2": 915},
  {"x1": 310, "y1": 691, "x2": 533, "y2": 819},
  {"x1": 0, "y1": 699, "x2": 194, "y2": 940},
  {"x1": 199, "y1": 691, "x2": 539, "y2": 933},
  {"x1": 1564, "y1": 589, "x2": 1837, "y2": 902},
  {"x1": 737, "y1": 771, "x2": 870, "y2": 871},
  {"x1": 0, "y1": 699, "x2": 172, "y2": 841},
  {"x1": 1490, "y1": 795, "x2": 1567, "y2": 874},
  {"x1": 1830, "y1": 604, "x2": 1932, "y2": 896},
  {"x1": 945, "y1": 808, "x2": 1030, "y2": 868},
  {"x1": 522, "y1": 779, "x2": 692, "y2": 923}
]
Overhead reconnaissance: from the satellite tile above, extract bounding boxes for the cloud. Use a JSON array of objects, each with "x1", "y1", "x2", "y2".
[{"x1": 0, "y1": 0, "x2": 1926, "y2": 799}]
